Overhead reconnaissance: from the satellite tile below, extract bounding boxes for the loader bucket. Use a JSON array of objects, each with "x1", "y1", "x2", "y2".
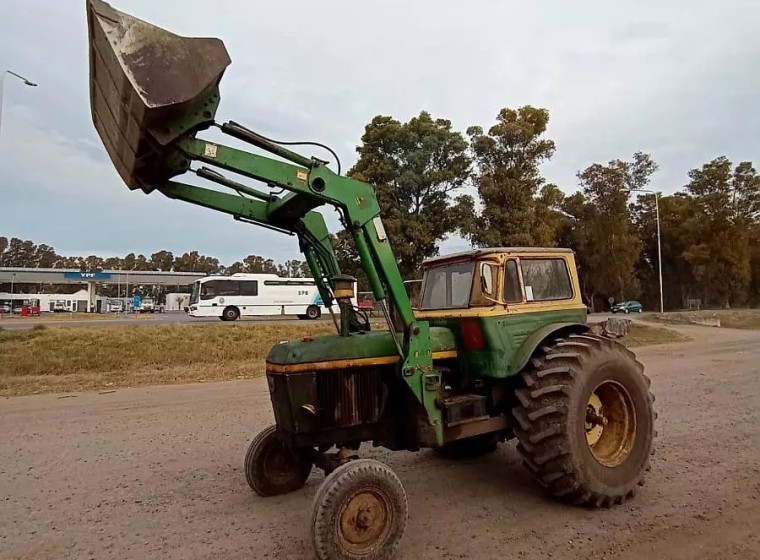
[{"x1": 86, "y1": 0, "x2": 231, "y2": 190}]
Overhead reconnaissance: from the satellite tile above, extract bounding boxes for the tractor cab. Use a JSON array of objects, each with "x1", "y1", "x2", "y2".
[
  {"x1": 415, "y1": 248, "x2": 588, "y2": 378},
  {"x1": 417, "y1": 247, "x2": 582, "y2": 313}
]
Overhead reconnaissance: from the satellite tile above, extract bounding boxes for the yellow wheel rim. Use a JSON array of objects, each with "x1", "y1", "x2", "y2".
[
  {"x1": 339, "y1": 489, "x2": 391, "y2": 554},
  {"x1": 585, "y1": 381, "x2": 637, "y2": 467}
]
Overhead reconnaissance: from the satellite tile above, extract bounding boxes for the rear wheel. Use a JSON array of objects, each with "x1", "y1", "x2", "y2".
[
  {"x1": 222, "y1": 306, "x2": 240, "y2": 321},
  {"x1": 306, "y1": 305, "x2": 321, "y2": 320},
  {"x1": 244, "y1": 425, "x2": 312, "y2": 496},
  {"x1": 512, "y1": 333, "x2": 655, "y2": 507},
  {"x1": 311, "y1": 459, "x2": 407, "y2": 560}
]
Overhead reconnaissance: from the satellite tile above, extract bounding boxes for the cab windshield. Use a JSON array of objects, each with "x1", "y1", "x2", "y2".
[{"x1": 419, "y1": 262, "x2": 474, "y2": 310}]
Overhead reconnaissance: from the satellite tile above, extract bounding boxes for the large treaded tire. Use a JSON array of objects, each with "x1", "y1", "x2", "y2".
[
  {"x1": 512, "y1": 333, "x2": 655, "y2": 507},
  {"x1": 311, "y1": 459, "x2": 407, "y2": 560},
  {"x1": 244, "y1": 425, "x2": 312, "y2": 497}
]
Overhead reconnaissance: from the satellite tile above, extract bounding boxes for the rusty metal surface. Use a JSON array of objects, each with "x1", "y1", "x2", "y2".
[
  {"x1": 317, "y1": 367, "x2": 385, "y2": 428},
  {"x1": 86, "y1": 0, "x2": 230, "y2": 190}
]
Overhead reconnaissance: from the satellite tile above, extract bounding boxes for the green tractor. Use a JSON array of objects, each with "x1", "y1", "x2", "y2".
[{"x1": 86, "y1": 2, "x2": 656, "y2": 558}]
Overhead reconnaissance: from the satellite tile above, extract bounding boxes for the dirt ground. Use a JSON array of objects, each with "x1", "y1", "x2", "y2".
[{"x1": 1, "y1": 324, "x2": 759, "y2": 560}]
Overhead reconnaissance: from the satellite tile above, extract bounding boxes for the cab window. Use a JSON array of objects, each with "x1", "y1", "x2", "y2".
[
  {"x1": 470, "y1": 261, "x2": 498, "y2": 306},
  {"x1": 521, "y1": 258, "x2": 572, "y2": 301},
  {"x1": 420, "y1": 262, "x2": 474, "y2": 310},
  {"x1": 503, "y1": 259, "x2": 522, "y2": 303}
]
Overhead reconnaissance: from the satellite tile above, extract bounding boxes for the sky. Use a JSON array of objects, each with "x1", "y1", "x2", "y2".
[{"x1": 1, "y1": 0, "x2": 759, "y2": 266}]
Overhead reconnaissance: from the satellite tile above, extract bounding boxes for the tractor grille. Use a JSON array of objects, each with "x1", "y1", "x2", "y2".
[{"x1": 317, "y1": 367, "x2": 384, "y2": 428}]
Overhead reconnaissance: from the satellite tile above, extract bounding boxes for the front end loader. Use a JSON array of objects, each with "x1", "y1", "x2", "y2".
[{"x1": 86, "y1": 2, "x2": 656, "y2": 558}]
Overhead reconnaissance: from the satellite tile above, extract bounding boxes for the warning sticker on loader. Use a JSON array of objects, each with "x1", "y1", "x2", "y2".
[{"x1": 204, "y1": 143, "x2": 218, "y2": 158}]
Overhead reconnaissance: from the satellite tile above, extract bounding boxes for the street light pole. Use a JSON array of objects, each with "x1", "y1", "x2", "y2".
[
  {"x1": 10, "y1": 272, "x2": 16, "y2": 314},
  {"x1": 632, "y1": 189, "x2": 664, "y2": 313},
  {"x1": 125, "y1": 265, "x2": 137, "y2": 312},
  {"x1": 0, "y1": 70, "x2": 38, "y2": 135}
]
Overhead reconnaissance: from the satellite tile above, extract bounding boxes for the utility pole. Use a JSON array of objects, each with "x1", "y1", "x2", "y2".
[{"x1": 10, "y1": 272, "x2": 16, "y2": 314}]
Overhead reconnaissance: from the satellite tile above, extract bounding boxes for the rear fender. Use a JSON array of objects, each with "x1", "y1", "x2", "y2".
[{"x1": 511, "y1": 322, "x2": 589, "y2": 374}]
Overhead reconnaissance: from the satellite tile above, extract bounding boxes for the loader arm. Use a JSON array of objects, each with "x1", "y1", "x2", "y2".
[
  {"x1": 159, "y1": 180, "x2": 340, "y2": 324},
  {"x1": 86, "y1": 0, "x2": 442, "y2": 442}
]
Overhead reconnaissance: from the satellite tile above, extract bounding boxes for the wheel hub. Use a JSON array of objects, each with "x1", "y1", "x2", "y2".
[
  {"x1": 585, "y1": 381, "x2": 637, "y2": 467},
  {"x1": 585, "y1": 393, "x2": 605, "y2": 446},
  {"x1": 339, "y1": 490, "x2": 390, "y2": 552}
]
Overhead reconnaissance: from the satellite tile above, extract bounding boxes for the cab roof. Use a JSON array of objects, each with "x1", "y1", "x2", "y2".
[{"x1": 423, "y1": 247, "x2": 574, "y2": 265}]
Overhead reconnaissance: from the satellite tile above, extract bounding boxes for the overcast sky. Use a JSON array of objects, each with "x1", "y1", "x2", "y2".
[{"x1": 1, "y1": 0, "x2": 758, "y2": 265}]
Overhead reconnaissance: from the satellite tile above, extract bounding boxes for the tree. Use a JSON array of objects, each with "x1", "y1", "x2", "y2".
[
  {"x1": 333, "y1": 231, "x2": 368, "y2": 290},
  {"x1": 80, "y1": 255, "x2": 105, "y2": 271},
  {"x1": 35, "y1": 244, "x2": 58, "y2": 268},
  {"x1": 564, "y1": 152, "x2": 657, "y2": 308},
  {"x1": 241, "y1": 254, "x2": 279, "y2": 274},
  {"x1": 279, "y1": 259, "x2": 310, "y2": 278},
  {"x1": 54, "y1": 255, "x2": 81, "y2": 269},
  {"x1": 0, "y1": 236, "x2": 7, "y2": 264},
  {"x1": 150, "y1": 250, "x2": 175, "y2": 271},
  {"x1": 174, "y1": 251, "x2": 220, "y2": 274},
  {"x1": 348, "y1": 111, "x2": 471, "y2": 278},
  {"x1": 681, "y1": 157, "x2": 754, "y2": 306},
  {"x1": 1, "y1": 238, "x2": 36, "y2": 267},
  {"x1": 102, "y1": 257, "x2": 122, "y2": 270},
  {"x1": 463, "y1": 106, "x2": 557, "y2": 247},
  {"x1": 749, "y1": 222, "x2": 760, "y2": 305},
  {"x1": 532, "y1": 184, "x2": 567, "y2": 247}
]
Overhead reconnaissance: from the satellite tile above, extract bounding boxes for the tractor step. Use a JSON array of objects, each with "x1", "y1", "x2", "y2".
[{"x1": 442, "y1": 394, "x2": 488, "y2": 427}]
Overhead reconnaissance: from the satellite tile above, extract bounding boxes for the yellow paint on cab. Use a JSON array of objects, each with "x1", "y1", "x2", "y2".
[{"x1": 415, "y1": 249, "x2": 585, "y2": 320}]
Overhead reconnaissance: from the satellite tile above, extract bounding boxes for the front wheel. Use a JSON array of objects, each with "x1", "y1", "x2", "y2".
[
  {"x1": 306, "y1": 305, "x2": 321, "y2": 320},
  {"x1": 311, "y1": 459, "x2": 407, "y2": 560},
  {"x1": 512, "y1": 333, "x2": 655, "y2": 507},
  {"x1": 244, "y1": 425, "x2": 312, "y2": 496}
]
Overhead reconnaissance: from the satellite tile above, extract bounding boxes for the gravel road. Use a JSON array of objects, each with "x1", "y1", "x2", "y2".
[{"x1": 1, "y1": 324, "x2": 758, "y2": 559}]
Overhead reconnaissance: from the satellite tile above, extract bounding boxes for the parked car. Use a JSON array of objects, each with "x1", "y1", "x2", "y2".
[
  {"x1": 611, "y1": 300, "x2": 643, "y2": 314},
  {"x1": 138, "y1": 297, "x2": 156, "y2": 313},
  {"x1": 0, "y1": 304, "x2": 11, "y2": 314}
]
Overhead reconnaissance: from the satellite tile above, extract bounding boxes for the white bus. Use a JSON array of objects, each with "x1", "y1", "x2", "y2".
[{"x1": 188, "y1": 273, "x2": 352, "y2": 321}]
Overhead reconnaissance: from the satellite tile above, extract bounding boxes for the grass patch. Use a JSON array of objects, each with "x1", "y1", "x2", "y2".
[
  {"x1": 0, "y1": 322, "x2": 335, "y2": 397},
  {"x1": 642, "y1": 309, "x2": 760, "y2": 330},
  {"x1": 622, "y1": 323, "x2": 689, "y2": 347},
  {"x1": 1, "y1": 320, "x2": 687, "y2": 398},
  {"x1": 0, "y1": 313, "x2": 120, "y2": 322}
]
